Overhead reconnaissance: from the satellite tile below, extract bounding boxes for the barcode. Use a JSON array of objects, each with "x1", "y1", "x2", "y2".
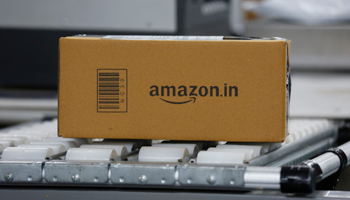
[
  {"x1": 97, "y1": 69, "x2": 127, "y2": 112},
  {"x1": 98, "y1": 72, "x2": 120, "y2": 110}
]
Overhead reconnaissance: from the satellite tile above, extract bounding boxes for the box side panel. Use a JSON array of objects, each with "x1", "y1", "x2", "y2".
[{"x1": 59, "y1": 39, "x2": 287, "y2": 142}]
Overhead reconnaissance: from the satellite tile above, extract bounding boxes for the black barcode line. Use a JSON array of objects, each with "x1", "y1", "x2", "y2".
[
  {"x1": 99, "y1": 73, "x2": 119, "y2": 76},
  {"x1": 99, "y1": 76, "x2": 119, "y2": 81},
  {"x1": 99, "y1": 98, "x2": 120, "y2": 100},
  {"x1": 99, "y1": 78, "x2": 119, "y2": 81},
  {"x1": 99, "y1": 93, "x2": 119, "y2": 96},
  {"x1": 98, "y1": 71, "x2": 120, "y2": 111},
  {"x1": 99, "y1": 83, "x2": 120, "y2": 85},
  {"x1": 99, "y1": 101, "x2": 120, "y2": 104}
]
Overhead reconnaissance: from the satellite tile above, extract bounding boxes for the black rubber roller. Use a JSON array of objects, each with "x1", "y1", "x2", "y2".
[{"x1": 280, "y1": 165, "x2": 316, "y2": 194}]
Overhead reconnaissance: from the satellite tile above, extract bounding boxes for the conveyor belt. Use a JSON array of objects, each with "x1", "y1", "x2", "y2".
[{"x1": 0, "y1": 118, "x2": 345, "y2": 194}]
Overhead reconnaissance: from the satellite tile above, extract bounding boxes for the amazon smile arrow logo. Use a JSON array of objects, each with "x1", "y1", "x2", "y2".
[{"x1": 160, "y1": 97, "x2": 196, "y2": 104}]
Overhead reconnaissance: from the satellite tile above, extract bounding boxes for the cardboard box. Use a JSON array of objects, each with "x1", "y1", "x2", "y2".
[{"x1": 59, "y1": 35, "x2": 290, "y2": 142}]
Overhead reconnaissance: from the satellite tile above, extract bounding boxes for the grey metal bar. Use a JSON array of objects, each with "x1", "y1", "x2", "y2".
[
  {"x1": 248, "y1": 126, "x2": 337, "y2": 166},
  {"x1": 46, "y1": 151, "x2": 67, "y2": 160},
  {"x1": 268, "y1": 137, "x2": 336, "y2": 166},
  {"x1": 312, "y1": 140, "x2": 350, "y2": 180}
]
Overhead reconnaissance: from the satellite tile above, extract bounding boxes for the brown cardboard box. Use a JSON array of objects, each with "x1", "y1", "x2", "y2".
[{"x1": 59, "y1": 35, "x2": 290, "y2": 142}]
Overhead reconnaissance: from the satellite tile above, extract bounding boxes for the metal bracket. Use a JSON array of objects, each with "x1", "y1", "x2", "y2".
[
  {"x1": 110, "y1": 162, "x2": 176, "y2": 185},
  {"x1": 178, "y1": 164, "x2": 245, "y2": 187},
  {"x1": 44, "y1": 161, "x2": 109, "y2": 184},
  {"x1": 0, "y1": 161, "x2": 43, "y2": 183}
]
